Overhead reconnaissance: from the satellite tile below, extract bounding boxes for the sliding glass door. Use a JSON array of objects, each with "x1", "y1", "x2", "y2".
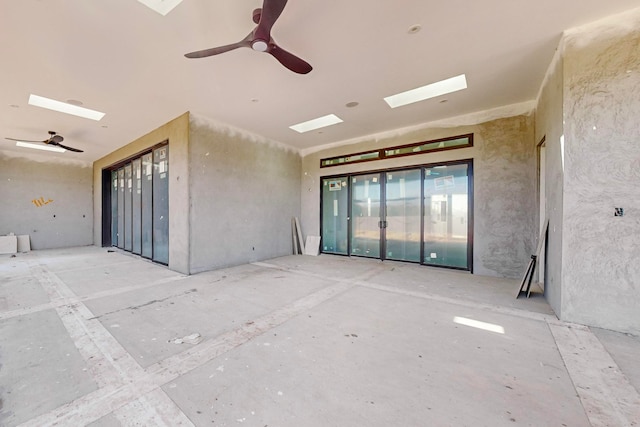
[
  {"x1": 141, "y1": 153, "x2": 153, "y2": 259},
  {"x1": 124, "y1": 163, "x2": 133, "y2": 252},
  {"x1": 111, "y1": 171, "x2": 118, "y2": 247},
  {"x1": 385, "y1": 169, "x2": 421, "y2": 262},
  {"x1": 117, "y1": 168, "x2": 125, "y2": 249},
  {"x1": 152, "y1": 145, "x2": 169, "y2": 264},
  {"x1": 350, "y1": 173, "x2": 382, "y2": 258},
  {"x1": 320, "y1": 161, "x2": 472, "y2": 270},
  {"x1": 423, "y1": 163, "x2": 470, "y2": 269},
  {"x1": 321, "y1": 177, "x2": 349, "y2": 255},
  {"x1": 131, "y1": 158, "x2": 142, "y2": 255}
]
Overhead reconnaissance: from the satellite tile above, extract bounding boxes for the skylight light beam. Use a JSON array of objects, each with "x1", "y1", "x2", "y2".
[
  {"x1": 384, "y1": 74, "x2": 468, "y2": 108},
  {"x1": 16, "y1": 141, "x2": 66, "y2": 153},
  {"x1": 289, "y1": 114, "x2": 344, "y2": 133},
  {"x1": 453, "y1": 316, "x2": 505, "y2": 334},
  {"x1": 29, "y1": 95, "x2": 105, "y2": 121}
]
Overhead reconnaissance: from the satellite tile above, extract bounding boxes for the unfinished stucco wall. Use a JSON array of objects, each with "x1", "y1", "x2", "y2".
[
  {"x1": 560, "y1": 11, "x2": 640, "y2": 334},
  {"x1": 0, "y1": 151, "x2": 93, "y2": 249},
  {"x1": 188, "y1": 114, "x2": 301, "y2": 273},
  {"x1": 93, "y1": 113, "x2": 190, "y2": 274},
  {"x1": 535, "y1": 52, "x2": 565, "y2": 318},
  {"x1": 300, "y1": 112, "x2": 537, "y2": 279}
]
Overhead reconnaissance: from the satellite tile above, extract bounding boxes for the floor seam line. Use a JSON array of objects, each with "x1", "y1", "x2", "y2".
[
  {"x1": 250, "y1": 261, "x2": 554, "y2": 323},
  {"x1": 20, "y1": 272, "x2": 355, "y2": 426},
  {"x1": 0, "y1": 274, "x2": 188, "y2": 321},
  {"x1": 353, "y1": 281, "x2": 555, "y2": 322},
  {"x1": 20, "y1": 261, "x2": 194, "y2": 427}
]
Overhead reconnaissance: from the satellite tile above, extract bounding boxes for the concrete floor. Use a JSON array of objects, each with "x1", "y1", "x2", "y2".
[{"x1": 1, "y1": 247, "x2": 639, "y2": 426}]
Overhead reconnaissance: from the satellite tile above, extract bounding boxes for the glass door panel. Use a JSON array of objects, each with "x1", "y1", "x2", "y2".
[
  {"x1": 124, "y1": 163, "x2": 133, "y2": 251},
  {"x1": 423, "y1": 163, "x2": 469, "y2": 269},
  {"x1": 131, "y1": 158, "x2": 142, "y2": 255},
  {"x1": 117, "y1": 168, "x2": 125, "y2": 249},
  {"x1": 350, "y1": 173, "x2": 381, "y2": 258},
  {"x1": 111, "y1": 170, "x2": 118, "y2": 246},
  {"x1": 152, "y1": 145, "x2": 169, "y2": 264},
  {"x1": 385, "y1": 169, "x2": 421, "y2": 262},
  {"x1": 141, "y1": 153, "x2": 153, "y2": 259},
  {"x1": 321, "y1": 177, "x2": 348, "y2": 254}
]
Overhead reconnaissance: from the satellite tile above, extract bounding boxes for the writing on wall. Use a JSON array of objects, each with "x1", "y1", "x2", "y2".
[{"x1": 32, "y1": 197, "x2": 53, "y2": 207}]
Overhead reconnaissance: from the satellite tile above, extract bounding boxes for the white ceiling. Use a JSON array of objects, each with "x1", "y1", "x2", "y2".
[{"x1": 1, "y1": 0, "x2": 638, "y2": 162}]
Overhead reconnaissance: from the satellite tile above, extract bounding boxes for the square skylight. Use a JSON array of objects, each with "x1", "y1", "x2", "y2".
[
  {"x1": 384, "y1": 74, "x2": 468, "y2": 108},
  {"x1": 29, "y1": 94, "x2": 105, "y2": 121},
  {"x1": 136, "y1": 0, "x2": 183, "y2": 16},
  {"x1": 16, "y1": 141, "x2": 66, "y2": 153},
  {"x1": 289, "y1": 114, "x2": 344, "y2": 133}
]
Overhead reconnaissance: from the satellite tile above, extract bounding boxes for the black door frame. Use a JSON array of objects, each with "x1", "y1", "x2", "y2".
[{"x1": 320, "y1": 159, "x2": 474, "y2": 272}]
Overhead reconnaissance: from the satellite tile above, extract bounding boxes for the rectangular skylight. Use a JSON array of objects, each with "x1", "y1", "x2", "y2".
[
  {"x1": 384, "y1": 74, "x2": 468, "y2": 108},
  {"x1": 29, "y1": 94, "x2": 105, "y2": 121},
  {"x1": 16, "y1": 141, "x2": 66, "y2": 153},
  {"x1": 289, "y1": 114, "x2": 344, "y2": 133},
  {"x1": 136, "y1": 0, "x2": 183, "y2": 16}
]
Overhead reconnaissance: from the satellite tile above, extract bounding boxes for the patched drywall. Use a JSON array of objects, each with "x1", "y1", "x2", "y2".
[
  {"x1": 535, "y1": 50, "x2": 565, "y2": 318},
  {"x1": 0, "y1": 150, "x2": 93, "y2": 249},
  {"x1": 93, "y1": 113, "x2": 190, "y2": 273},
  {"x1": 561, "y1": 15, "x2": 640, "y2": 334},
  {"x1": 188, "y1": 114, "x2": 301, "y2": 273},
  {"x1": 301, "y1": 115, "x2": 537, "y2": 279}
]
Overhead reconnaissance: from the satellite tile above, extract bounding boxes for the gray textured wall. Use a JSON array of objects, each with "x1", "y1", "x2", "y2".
[
  {"x1": 188, "y1": 114, "x2": 301, "y2": 273},
  {"x1": 301, "y1": 115, "x2": 537, "y2": 279},
  {"x1": 535, "y1": 54, "x2": 565, "y2": 318},
  {"x1": 0, "y1": 151, "x2": 93, "y2": 249},
  {"x1": 473, "y1": 116, "x2": 537, "y2": 278},
  {"x1": 561, "y1": 20, "x2": 640, "y2": 334}
]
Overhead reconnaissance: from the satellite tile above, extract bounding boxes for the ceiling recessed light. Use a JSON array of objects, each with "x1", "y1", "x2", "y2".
[
  {"x1": 136, "y1": 0, "x2": 183, "y2": 16},
  {"x1": 408, "y1": 24, "x2": 422, "y2": 34},
  {"x1": 29, "y1": 94, "x2": 105, "y2": 121},
  {"x1": 9, "y1": 104, "x2": 19, "y2": 108},
  {"x1": 251, "y1": 98, "x2": 259, "y2": 103},
  {"x1": 384, "y1": 74, "x2": 467, "y2": 108},
  {"x1": 66, "y1": 99, "x2": 84, "y2": 106},
  {"x1": 345, "y1": 101, "x2": 359, "y2": 108},
  {"x1": 439, "y1": 99, "x2": 448, "y2": 104},
  {"x1": 289, "y1": 114, "x2": 343, "y2": 133},
  {"x1": 16, "y1": 141, "x2": 66, "y2": 153}
]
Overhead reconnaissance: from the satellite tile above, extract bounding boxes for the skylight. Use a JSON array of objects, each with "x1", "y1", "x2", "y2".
[
  {"x1": 289, "y1": 114, "x2": 344, "y2": 133},
  {"x1": 384, "y1": 74, "x2": 468, "y2": 108},
  {"x1": 29, "y1": 94, "x2": 105, "y2": 121},
  {"x1": 16, "y1": 141, "x2": 66, "y2": 153},
  {"x1": 136, "y1": 0, "x2": 183, "y2": 16}
]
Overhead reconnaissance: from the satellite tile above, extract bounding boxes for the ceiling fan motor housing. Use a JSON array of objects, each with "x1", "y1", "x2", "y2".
[{"x1": 252, "y1": 40, "x2": 269, "y2": 52}]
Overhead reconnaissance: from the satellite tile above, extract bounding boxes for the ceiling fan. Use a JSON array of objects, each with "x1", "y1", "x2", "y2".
[
  {"x1": 184, "y1": 0, "x2": 312, "y2": 74},
  {"x1": 6, "y1": 131, "x2": 83, "y2": 152}
]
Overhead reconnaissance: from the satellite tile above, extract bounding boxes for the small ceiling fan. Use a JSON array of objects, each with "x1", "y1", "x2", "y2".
[
  {"x1": 184, "y1": 0, "x2": 312, "y2": 74},
  {"x1": 6, "y1": 131, "x2": 83, "y2": 152}
]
